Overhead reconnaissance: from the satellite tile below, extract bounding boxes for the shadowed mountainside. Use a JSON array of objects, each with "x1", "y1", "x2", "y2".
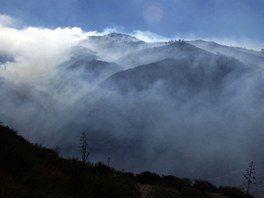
[{"x1": 104, "y1": 55, "x2": 250, "y2": 96}]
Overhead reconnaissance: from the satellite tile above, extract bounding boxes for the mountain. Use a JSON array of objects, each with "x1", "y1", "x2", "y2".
[
  {"x1": 105, "y1": 49, "x2": 250, "y2": 97},
  {"x1": 117, "y1": 40, "x2": 211, "y2": 68},
  {"x1": 188, "y1": 40, "x2": 264, "y2": 68},
  {"x1": 62, "y1": 46, "x2": 122, "y2": 82},
  {"x1": 82, "y1": 33, "x2": 149, "y2": 63},
  {"x1": 0, "y1": 123, "x2": 250, "y2": 198}
]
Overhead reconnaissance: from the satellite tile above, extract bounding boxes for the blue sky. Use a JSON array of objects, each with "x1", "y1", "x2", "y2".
[{"x1": 0, "y1": 0, "x2": 264, "y2": 45}]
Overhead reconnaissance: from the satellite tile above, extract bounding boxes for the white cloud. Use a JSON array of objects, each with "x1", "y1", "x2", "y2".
[
  {"x1": 0, "y1": 14, "x2": 14, "y2": 27},
  {"x1": 132, "y1": 30, "x2": 176, "y2": 43},
  {"x1": 0, "y1": 24, "x2": 95, "y2": 85}
]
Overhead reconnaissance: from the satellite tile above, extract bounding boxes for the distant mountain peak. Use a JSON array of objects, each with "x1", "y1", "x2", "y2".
[
  {"x1": 89, "y1": 32, "x2": 144, "y2": 43},
  {"x1": 104, "y1": 32, "x2": 141, "y2": 42},
  {"x1": 107, "y1": 32, "x2": 139, "y2": 39}
]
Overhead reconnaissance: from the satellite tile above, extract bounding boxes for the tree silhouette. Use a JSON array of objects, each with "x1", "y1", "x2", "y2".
[
  {"x1": 79, "y1": 132, "x2": 92, "y2": 163},
  {"x1": 243, "y1": 161, "x2": 256, "y2": 196}
]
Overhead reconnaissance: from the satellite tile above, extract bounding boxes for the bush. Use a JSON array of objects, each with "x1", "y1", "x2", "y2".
[
  {"x1": 193, "y1": 180, "x2": 218, "y2": 193},
  {"x1": 161, "y1": 175, "x2": 192, "y2": 192},
  {"x1": 137, "y1": 171, "x2": 161, "y2": 185},
  {"x1": 219, "y1": 186, "x2": 252, "y2": 198}
]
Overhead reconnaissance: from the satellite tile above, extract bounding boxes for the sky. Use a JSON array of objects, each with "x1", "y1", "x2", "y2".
[{"x1": 0, "y1": 0, "x2": 264, "y2": 48}]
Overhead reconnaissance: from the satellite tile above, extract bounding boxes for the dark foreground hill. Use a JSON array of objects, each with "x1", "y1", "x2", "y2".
[{"x1": 0, "y1": 124, "x2": 251, "y2": 198}]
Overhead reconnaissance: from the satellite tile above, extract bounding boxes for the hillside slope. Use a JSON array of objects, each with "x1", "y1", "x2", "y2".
[
  {"x1": 0, "y1": 123, "x2": 250, "y2": 198},
  {"x1": 188, "y1": 40, "x2": 264, "y2": 68},
  {"x1": 104, "y1": 54, "x2": 250, "y2": 98}
]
